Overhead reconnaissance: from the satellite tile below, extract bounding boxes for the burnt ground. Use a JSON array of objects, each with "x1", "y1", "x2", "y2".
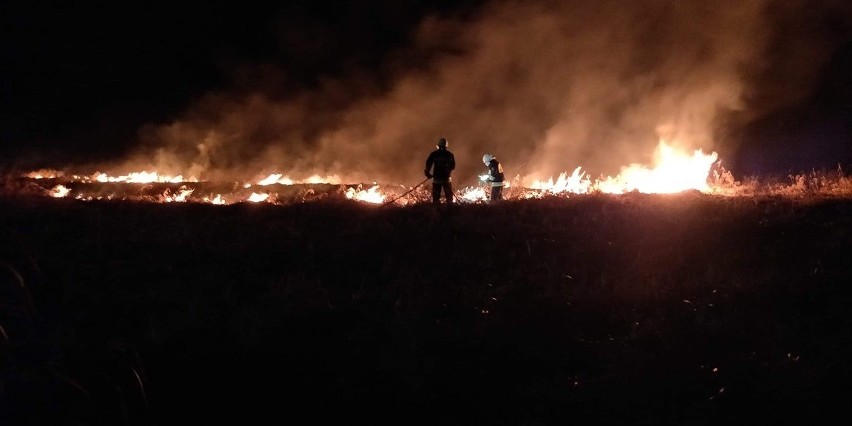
[{"x1": 1, "y1": 193, "x2": 851, "y2": 425}]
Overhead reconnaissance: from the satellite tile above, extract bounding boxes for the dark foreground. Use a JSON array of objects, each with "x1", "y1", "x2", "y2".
[{"x1": 1, "y1": 194, "x2": 851, "y2": 425}]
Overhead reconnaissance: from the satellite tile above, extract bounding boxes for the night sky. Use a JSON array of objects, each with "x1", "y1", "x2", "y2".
[
  {"x1": 1, "y1": 0, "x2": 480, "y2": 164},
  {"x1": 2, "y1": 0, "x2": 852, "y2": 181}
]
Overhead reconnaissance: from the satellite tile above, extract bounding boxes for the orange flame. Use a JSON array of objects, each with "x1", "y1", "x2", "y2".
[
  {"x1": 162, "y1": 186, "x2": 194, "y2": 202},
  {"x1": 19, "y1": 141, "x2": 729, "y2": 205},
  {"x1": 529, "y1": 166, "x2": 591, "y2": 195},
  {"x1": 26, "y1": 169, "x2": 62, "y2": 179},
  {"x1": 459, "y1": 187, "x2": 488, "y2": 202},
  {"x1": 528, "y1": 141, "x2": 718, "y2": 194},
  {"x1": 255, "y1": 173, "x2": 342, "y2": 186},
  {"x1": 247, "y1": 193, "x2": 270, "y2": 203},
  {"x1": 90, "y1": 171, "x2": 197, "y2": 183},
  {"x1": 257, "y1": 174, "x2": 294, "y2": 186},
  {"x1": 345, "y1": 185, "x2": 385, "y2": 204},
  {"x1": 203, "y1": 194, "x2": 227, "y2": 205},
  {"x1": 50, "y1": 184, "x2": 71, "y2": 198}
]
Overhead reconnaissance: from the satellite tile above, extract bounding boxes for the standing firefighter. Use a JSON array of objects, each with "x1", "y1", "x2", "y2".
[
  {"x1": 480, "y1": 153, "x2": 505, "y2": 202},
  {"x1": 425, "y1": 137, "x2": 456, "y2": 204}
]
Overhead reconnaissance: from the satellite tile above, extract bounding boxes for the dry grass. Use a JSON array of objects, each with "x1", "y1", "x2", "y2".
[{"x1": 710, "y1": 164, "x2": 852, "y2": 199}]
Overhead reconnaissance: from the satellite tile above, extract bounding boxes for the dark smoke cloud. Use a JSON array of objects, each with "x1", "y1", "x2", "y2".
[{"x1": 115, "y1": 0, "x2": 852, "y2": 185}]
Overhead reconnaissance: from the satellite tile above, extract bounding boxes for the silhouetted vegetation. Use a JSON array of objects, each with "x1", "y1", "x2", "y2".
[{"x1": 2, "y1": 193, "x2": 851, "y2": 425}]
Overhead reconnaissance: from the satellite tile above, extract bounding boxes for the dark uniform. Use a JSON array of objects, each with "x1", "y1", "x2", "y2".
[
  {"x1": 485, "y1": 157, "x2": 505, "y2": 202},
  {"x1": 425, "y1": 138, "x2": 456, "y2": 204}
]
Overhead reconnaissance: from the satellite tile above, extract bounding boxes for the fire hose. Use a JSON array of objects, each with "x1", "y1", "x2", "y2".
[{"x1": 381, "y1": 177, "x2": 431, "y2": 206}]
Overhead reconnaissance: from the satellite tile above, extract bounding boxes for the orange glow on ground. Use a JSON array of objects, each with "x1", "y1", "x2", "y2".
[{"x1": 17, "y1": 142, "x2": 852, "y2": 205}]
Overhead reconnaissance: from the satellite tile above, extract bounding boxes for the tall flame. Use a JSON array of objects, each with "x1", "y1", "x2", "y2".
[
  {"x1": 529, "y1": 166, "x2": 592, "y2": 195},
  {"x1": 528, "y1": 141, "x2": 718, "y2": 195}
]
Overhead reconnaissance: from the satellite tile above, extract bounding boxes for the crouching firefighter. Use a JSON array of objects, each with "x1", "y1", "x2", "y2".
[
  {"x1": 425, "y1": 137, "x2": 456, "y2": 204},
  {"x1": 480, "y1": 153, "x2": 505, "y2": 202}
]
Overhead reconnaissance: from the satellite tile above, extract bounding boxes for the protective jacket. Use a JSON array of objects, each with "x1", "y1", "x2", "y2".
[
  {"x1": 485, "y1": 158, "x2": 505, "y2": 187},
  {"x1": 425, "y1": 147, "x2": 456, "y2": 183}
]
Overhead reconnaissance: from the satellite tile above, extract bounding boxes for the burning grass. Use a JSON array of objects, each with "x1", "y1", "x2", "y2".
[
  {"x1": 5, "y1": 163, "x2": 852, "y2": 206},
  {"x1": 1, "y1": 193, "x2": 851, "y2": 424}
]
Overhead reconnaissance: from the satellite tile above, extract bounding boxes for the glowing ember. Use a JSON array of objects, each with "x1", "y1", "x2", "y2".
[
  {"x1": 50, "y1": 184, "x2": 71, "y2": 198},
  {"x1": 345, "y1": 185, "x2": 385, "y2": 204}
]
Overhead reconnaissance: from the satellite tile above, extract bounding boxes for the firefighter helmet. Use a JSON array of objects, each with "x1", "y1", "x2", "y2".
[
  {"x1": 482, "y1": 153, "x2": 494, "y2": 165},
  {"x1": 437, "y1": 137, "x2": 448, "y2": 149}
]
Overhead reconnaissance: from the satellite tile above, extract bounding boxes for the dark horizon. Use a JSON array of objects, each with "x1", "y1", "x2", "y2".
[{"x1": 2, "y1": 0, "x2": 851, "y2": 180}]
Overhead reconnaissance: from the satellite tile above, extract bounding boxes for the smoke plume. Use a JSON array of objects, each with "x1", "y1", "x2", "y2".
[{"x1": 114, "y1": 0, "x2": 852, "y2": 184}]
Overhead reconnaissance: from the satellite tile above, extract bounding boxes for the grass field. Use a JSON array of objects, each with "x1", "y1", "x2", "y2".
[{"x1": 2, "y1": 193, "x2": 851, "y2": 425}]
